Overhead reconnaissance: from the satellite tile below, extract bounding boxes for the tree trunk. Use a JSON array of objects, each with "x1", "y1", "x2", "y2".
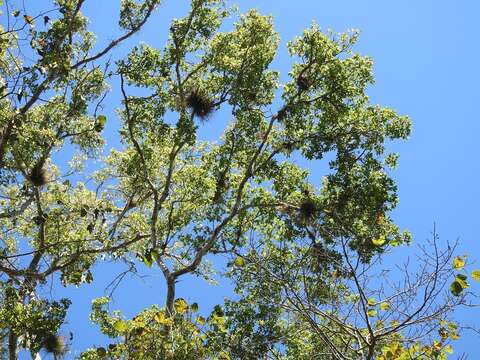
[
  {"x1": 8, "y1": 330, "x2": 17, "y2": 360},
  {"x1": 165, "y1": 276, "x2": 176, "y2": 317}
]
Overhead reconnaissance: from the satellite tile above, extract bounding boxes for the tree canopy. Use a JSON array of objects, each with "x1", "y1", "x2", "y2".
[{"x1": 0, "y1": 0, "x2": 477, "y2": 359}]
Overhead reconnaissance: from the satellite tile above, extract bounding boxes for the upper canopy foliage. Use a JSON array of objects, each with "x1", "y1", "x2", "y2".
[{"x1": 0, "y1": 0, "x2": 476, "y2": 359}]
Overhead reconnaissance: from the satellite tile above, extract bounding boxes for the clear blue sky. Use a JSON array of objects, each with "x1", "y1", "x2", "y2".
[{"x1": 8, "y1": 0, "x2": 480, "y2": 357}]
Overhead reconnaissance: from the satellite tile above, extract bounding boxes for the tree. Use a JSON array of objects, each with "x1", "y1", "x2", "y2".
[{"x1": 0, "y1": 0, "x2": 477, "y2": 359}]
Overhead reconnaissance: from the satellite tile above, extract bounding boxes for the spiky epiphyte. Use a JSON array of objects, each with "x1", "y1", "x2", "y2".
[
  {"x1": 296, "y1": 74, "x2": 311, "y2": 91},
  {"x1": 186, "y1": 89, "x2": 215, "y2": 120},
  {"x1": 282, "y1": 140, "x2": 296, "y2": 153},
  {"x1": 276, "y1": 105, "x2": 290, "y2": 122},
  {"x1": 43, "y1": 334, "x2": 67, "y2": 358},
  {"x1": 299, "y1": 198, "x2": 317, "y2": 221},
  {"x1": 28, "y1": 162, "x2": 49, "y2": 187}
]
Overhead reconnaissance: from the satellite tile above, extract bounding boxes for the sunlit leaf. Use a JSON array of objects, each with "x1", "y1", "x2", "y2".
[
  {"x1": 219, "y1": 351, "x2": 231, "y2": 360},
  {"x1": 380, "y1": 302, "x2": 390, "y2": 311},
  {"x1": 174, "y1": 298, "x2": 188, "y2": 314},
  {"x1": 372, "y1": 236, "x2": 386, "y2": 246},
  {"x1": 455, "y1": 274, "x2": 469, "y2": 289},
  {"x1": 450, "y1": 332, "x2": 460, "y2": 340},
  {"x1": 447, "y1": 322, "x2": 458, "y2": 331},
  {"x1": 154, "y1": 311, "x2": 171, "y2": 325},
  {"x1": 472, "y1": 270, "x2": 480, "y2": 281},
  {"x1": 453, "y1": 256, "x2": 465, "y2": 270},
  {"x1": 234, "y1": 256, "x2": 246, "y2": 267},
  {"x1": 113, "y1": 319, "x2": 127, "y2": 333}
]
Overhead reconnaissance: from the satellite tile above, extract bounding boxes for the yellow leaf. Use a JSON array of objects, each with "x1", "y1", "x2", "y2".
[
  {"x1": 380, "y1": 302, "x2": 391, "y2": 311},
  {"x1": 444, "y1": 344, "x2": 453, "y2": 354},
  {"x1": 197, "y1": 316, "x2": 206, "y2": 325},
  {"x1": 450, "y1": 332, "x2": 460, "y2": 340},
  {"x1": 472, "y1": 270, "x2": 480, "y2": 281},
  {"x1": 113, "y1": 319, "x2": 127, "y2": 333},
  {"x1": 438, "y1": 328, "x2": 449, "y2": 340},
  {"x1": 447, "y1": 322, "x2": 458, "y2": 332},
  {"x1": 453, "y1": 256, "x2": 465, "y2": 270},
  {"x1": 219, "y1": 351, "x2": 231, "y2": 360},
  {"x1": 367, "y1": 309, "x2": 377, "y2": 317},
  {"x1": 174, "y1": 298, "x2": 188, "y2": 314},
  {"x1": 455, "y1": 274, "x2": 469, "y2": 289},
  {"x1": 367, "y1": 298, "x2": 376, "y2": 306},
  {"x1": 234, "y1": 256, "x2": 246, "y2": 267},
  {"x1": 372, "y1": 236, "x2": 386, "y2": 246},
  {"x1": 154, "y1": 311, "x2": 168, "y2": 324}
]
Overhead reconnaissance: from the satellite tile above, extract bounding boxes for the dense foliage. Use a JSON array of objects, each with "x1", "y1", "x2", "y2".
[{"x1": 0, "y1": 0, "x2": 477, "y2": 359}]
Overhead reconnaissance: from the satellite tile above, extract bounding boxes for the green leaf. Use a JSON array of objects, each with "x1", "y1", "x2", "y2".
[
  {"x1": 143, "y1": 252, "x2": 153, "y2": 267},
  {"x1": 95, "y1": 115, "x2": 107, "y2": 132},
  {"x1": 472, "y1": 270, "x2": 480, "y2": 281},
  {"x1": 150, "y1": 249, "x2": 159, "y2": 262},
  {"x1": 113, "y1": 319, "x2": 127, "y2": 333},
  {"x1": 367, "y1": 298, "x2": 376, "y2": 306},
  {"x1": 97, "y1": 114, "x2": 107, "y2": 125},
  {"x1": 191, "y1": 302, "x2": 199, "y2": 313},
  {"x1": 455, "y1": 274, "x2": 469, "y2": 289},
  {"x1": 450, "y1": 281, "x2": 463, "y2": 296},
  {"x1": 234, "y1": 256, "x2": 246, "y2": 267},
  {"x1": 12, "y1": 10, "x2": 20, "y2": 17},
  {"x1": 453, "y1": 256, "x2": 465, "y2": 270},
  {"x1": 367, "y1": 309, "x2": 377, "y2": 317}
]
